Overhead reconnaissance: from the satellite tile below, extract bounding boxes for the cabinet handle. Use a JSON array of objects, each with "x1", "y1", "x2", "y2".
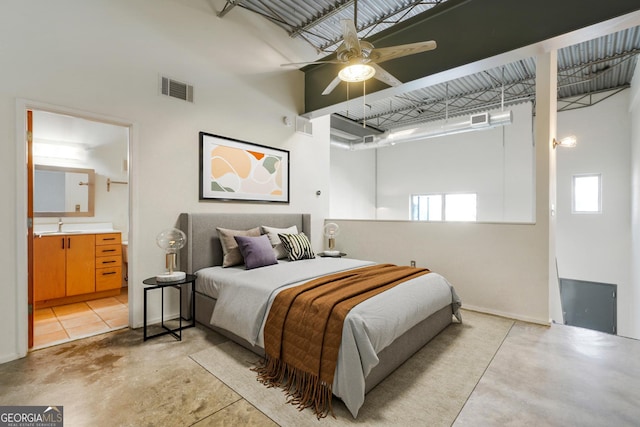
[
  {"x1": 102, "y1": 249, "x2": 116, "y2": 253},
  {"x1": 103, "y1": 237, "x2": 116, "y2": 241},
  {"x1": 102, "y1": 260, "x2": 116, "y2": 264},
  {"x1": 102, "y1": 271, "x2": 117, "y2": 276},
  {"x1": 61, "y1": 238, "x2": 65, "y2": 249},
  {"x1": 68, "y1": 237, "x2": 71, "y2": 249}
]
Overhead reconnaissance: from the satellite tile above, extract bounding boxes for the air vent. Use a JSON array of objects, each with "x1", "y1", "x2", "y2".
[
  {"x1": 296, "y1": 116, "x2": 313, "y2": 136},
  {"x1": 470, "y1": 112, "x2": 489, "y2": 127},
  {"x1": 363, "y1": 135, "x2": 375, "y2": 144},
  {"x1": 160, "y1": 76, "x2": 193, "y2": 103}
]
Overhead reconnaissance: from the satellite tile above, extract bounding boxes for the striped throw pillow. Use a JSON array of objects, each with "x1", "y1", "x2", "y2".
[{"x1": 278, "y1": 232, "x2": 315, "y2": 261}]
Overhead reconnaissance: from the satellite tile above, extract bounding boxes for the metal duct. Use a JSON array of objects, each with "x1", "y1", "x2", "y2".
[{"x1": 330, "y1": 110, "x2": 513, "y2": 150}]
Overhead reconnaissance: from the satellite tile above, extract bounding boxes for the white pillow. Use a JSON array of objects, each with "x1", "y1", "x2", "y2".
[
  {"x1": 261, "y1": 225, "x2": 298, "y2": 259},
  {"x1": 217, "y1": 227, "x2": 261, "y2": 267}
]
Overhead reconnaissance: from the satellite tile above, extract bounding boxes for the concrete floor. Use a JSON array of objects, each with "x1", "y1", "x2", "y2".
[
  {"x1": 1, "y1": 319, "x2": 639, "y2": 426},
  {"x1": 454, "y1": 322, "x2": 640, "y2": 426}
]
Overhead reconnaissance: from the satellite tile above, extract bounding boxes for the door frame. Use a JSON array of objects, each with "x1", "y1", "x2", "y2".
[{"x1": 15, "y1": 99, "x2": 136, "y2": 356}]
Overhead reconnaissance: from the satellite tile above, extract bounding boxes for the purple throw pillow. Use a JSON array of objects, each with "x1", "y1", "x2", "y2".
[{"x1": 234, "y1": 234, "x2": 278, "y2": 270}]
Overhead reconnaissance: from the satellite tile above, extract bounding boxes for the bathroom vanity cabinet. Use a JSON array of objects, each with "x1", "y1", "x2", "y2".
[
  {"x1": 95, "y1": 233, "x2": 123, "y2": 292},
  {"x1": 34, "y1": 234, "x2": 95, "y2": 300},
  {"x1": 34, "y1": 231, "x2": 122, "y2": 306}
]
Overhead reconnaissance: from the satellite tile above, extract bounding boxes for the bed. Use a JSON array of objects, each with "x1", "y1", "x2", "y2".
[{"x1": 178, "y1": 212, "x2": 461, "y2": 418}]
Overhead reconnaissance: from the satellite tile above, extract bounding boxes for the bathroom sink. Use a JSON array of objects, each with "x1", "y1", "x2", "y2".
[{"x1": 36, "y1": 230, "x2": 85, "y2": 236}]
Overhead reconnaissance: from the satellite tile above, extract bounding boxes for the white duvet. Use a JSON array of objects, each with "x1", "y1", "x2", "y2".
[{"x1": 199, "y1": 257, "x2": 461, "y2": 418}]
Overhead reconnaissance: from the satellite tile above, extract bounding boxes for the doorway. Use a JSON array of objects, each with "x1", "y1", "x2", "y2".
[{"x1": 28, "y1": 108, "x2": 131, "y2": 349}]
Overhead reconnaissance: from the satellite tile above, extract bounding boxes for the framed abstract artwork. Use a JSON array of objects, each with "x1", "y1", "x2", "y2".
[{"x1": 199, "y1": 132, "x2": 290, "y2": 203}]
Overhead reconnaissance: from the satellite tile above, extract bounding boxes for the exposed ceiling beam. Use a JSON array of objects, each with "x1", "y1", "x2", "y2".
[
  {"x1": 349, "y1": 48, "x2": 639, "y2": 129},
  {"x1": 310, "y1": 0, "x2": 443, "y2": 52},
  {"x1": 557, "y1": 86, "x2": 629, "y2": 112},
  {"x1": 301, "y1": 0, "x2": 640, "y2": 119},
  {"x1": 217, "y1": 0, "x2": 245, "y2": 18},
  {"x1": 331, "y1": 114, "x2": 383, "y2": 138},
  {"x1": 290, "y1": 1, "x2": 353, "y2": 39}
]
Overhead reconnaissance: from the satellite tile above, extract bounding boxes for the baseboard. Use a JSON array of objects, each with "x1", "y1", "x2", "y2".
[
  {"x1": 461, "y1": 304, "x2": 550, "y2": 326},
  {"x1": 133, "y1": 312, "x2": 182, "y2": 330},
  {"x1": 0, "y1": 352, "x2": 23, "y2": 364}
]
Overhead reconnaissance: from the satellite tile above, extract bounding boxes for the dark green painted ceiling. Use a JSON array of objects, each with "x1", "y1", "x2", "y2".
[{"x1": 303, "y1": 0, "x2": 640, "y2": 115}]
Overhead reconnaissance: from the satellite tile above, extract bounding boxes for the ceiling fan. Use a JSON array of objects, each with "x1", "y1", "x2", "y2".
[{"x1": 282, "y1": 4, "x2": 437, "y2": 95}]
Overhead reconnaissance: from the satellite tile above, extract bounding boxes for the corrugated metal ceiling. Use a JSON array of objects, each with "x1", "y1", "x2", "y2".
[
  {"x1": 219, "y1": 0, "x2": 445, "y2": 53},
  {"x1": 218, "y1": 0, "x2": 640, "y2": 133}
]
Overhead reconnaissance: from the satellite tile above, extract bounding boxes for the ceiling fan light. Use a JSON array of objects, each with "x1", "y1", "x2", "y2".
[{"x1": 338, "y1": 64, "x2": 376, "y2": 82}]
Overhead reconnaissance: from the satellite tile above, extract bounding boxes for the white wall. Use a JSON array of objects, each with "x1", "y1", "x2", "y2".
[
  {"x1": 328, "y1": 219, "x2": 550, "y2": 324},
  {"x1": 1, "y1": 0, "x2": 329, "y2": 362},
  {"x1": 629, "y1": 66, "x2": 640, "y2": 339},
  {"x1": 374, "y1": 103, "x2": 534, "y2": 222},
  {"x1": 92, "y1": 134, "x2": 130, "y2": 234},
  {"x1": 556, "y1": 90, "x2": 633, "y2": 338},
  {"x1": 329, "y1": 146, "x2": 377, "y2": 219}
]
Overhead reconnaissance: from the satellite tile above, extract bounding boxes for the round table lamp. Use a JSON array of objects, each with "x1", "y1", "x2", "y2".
[
  {"x1": 323, "y1": 222, "x2": 340, "y2": 256},
  {"x1": 156, "y1": 228, "x2": 187, "y2": 282}
]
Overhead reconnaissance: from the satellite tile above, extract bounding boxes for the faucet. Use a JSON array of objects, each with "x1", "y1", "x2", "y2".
[{"x1": 57, "y1": 218, "x2": 63, "y2": 233}]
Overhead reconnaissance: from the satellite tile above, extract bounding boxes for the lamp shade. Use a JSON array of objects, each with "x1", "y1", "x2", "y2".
[
  {"x1": 156, "y1": 228, "x2": 187, "y2": 282},
  {"x1": 156, "y1": 228, "x2": 186, "y2": 253},
  {"x1": 323, "y1": 222, "x2": 340, "y2": 238},
  {"x1": 323, "y1": 223, "x2": 340, "y2": 254}
]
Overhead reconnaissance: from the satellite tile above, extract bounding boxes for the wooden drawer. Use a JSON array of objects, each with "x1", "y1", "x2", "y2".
[
  {"x1": 96, "y1": 244, "x2": 122, "y2": 257},
  {"x1": 96, "y1": 266, "x2": 122, "y2": 291},
  {"x1": 96, "y1": 255, "x2": 121, "y2": 268},
  {"x1": 96, "y1": 233, "x2": 121, "y2": 246}
]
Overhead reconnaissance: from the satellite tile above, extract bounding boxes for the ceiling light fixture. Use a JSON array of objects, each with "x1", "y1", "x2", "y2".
[
  {"x1": 338, "y1": 63, "x2": 376, "y2": 82},
  {"x1": 553, "y1": 135, "x2": 577, "y2": 149},
  {"x1": 33, "y1": 140, "x2": 87, "y2": 161}
]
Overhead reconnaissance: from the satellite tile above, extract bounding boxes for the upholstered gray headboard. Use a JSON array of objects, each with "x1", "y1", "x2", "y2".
[{"x1": 178, "y1": 212, "x2": 311, "y2": 274}]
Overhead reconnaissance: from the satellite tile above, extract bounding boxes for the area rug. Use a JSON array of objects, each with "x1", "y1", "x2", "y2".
[{"x1": 190, "y1": 310, "x2": 514, "y2": 426}]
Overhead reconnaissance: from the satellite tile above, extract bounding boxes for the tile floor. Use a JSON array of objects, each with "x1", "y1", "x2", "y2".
[{"x1": 33, "y1": 287, "x2": 129, "y2": 349}]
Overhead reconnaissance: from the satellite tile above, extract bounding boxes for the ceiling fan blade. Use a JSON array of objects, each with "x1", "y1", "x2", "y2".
[
  {"x1": 371, "y1": 64, "x2": 402, "y2": 87},
  {"x1": 281, "y1": 60, "x2": 343, "y2": 67},
  {"x1": 369, "y1": 40, "x2": 437, "y2": 63},
  {"x1": 341, "y1": 19, "x2": 361, "y2": 56},
  {"x1": 321, "y1": 76, "x2": 342, "y2": 95}
]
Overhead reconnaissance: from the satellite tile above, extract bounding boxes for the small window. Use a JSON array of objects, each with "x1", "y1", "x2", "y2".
[
  {"x1": 572, "y1": 174, "x2": 601, "y2": 213},
  {"x1": 445, "y1": 193, "x2": 477, "y2": 221},
  {"x1": 411, "y1": 194, "x2": 442, "y2": 221},
  {"x1": 411, "y1": 193, "x2": 477, "y2": 221}
]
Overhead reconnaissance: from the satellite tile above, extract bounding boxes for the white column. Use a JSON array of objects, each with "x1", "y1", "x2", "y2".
[
  {"x1": 629, "y1": 66, "x2": 640, "y2": 338},
  {"x1": 536, "y1": 51, "x2": 560, "y2": 322}
]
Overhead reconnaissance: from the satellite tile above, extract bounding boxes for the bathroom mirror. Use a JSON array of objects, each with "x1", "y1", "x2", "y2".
[{"x1": 33, "y1": 165, "x2": 95, "y2": 217}]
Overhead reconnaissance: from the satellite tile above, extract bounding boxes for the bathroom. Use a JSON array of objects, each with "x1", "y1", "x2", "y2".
[{"x1": 31, "y1": 109, "x2": 130, "y2": 349}]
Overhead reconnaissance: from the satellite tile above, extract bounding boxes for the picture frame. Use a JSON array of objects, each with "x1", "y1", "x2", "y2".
[{"x1": 199, "y1": 132, "x2": 290, "y2": 203}]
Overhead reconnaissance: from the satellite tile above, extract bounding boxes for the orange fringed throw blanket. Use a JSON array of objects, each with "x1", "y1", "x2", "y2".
[{"x1": 254, "y1": 263, "x2": 430, "y2": 418}]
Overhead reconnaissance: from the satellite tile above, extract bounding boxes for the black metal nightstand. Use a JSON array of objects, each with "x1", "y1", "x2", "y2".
[
  {"x1": 318, "y1": 252, "x2": 347, "y2": 258},
  {"x1": 142, "y1": 274, "x2": 196, "y2": 341}
]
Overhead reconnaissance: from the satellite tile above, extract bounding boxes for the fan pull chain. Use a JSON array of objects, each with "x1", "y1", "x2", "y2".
[
  {"x1": 346, "y1": 82, "x2": 350, "y2": 118},
  {"x1": 363, "y1": 79, "x2": 366, "y2": 128}
]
